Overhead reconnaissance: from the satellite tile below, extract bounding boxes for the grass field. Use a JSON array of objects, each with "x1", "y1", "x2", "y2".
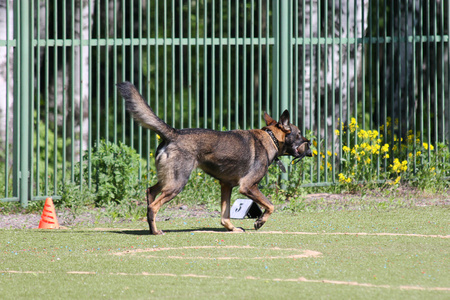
[{"x1": 1, "y1": 207, "x2": 449, "y2": 299}]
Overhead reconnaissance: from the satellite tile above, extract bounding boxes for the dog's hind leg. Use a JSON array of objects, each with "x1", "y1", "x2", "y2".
[
  {"x1": 146, "y1": 183, "x2": 161, "y2": 205},
  {"x1": 147, "y1": 188, "x2": 181, "y2": 235},
  {"x1": 147, "y1": 160, "x2": 195, "y2": 235},
  {"x1": 239, "y1": 184, "x2": 274, "y2": 230},
  {"x1": 220, "y1": 182, "x2": 245, "y2": 232},
  {"x1": 146, "y1": 183, "x2": 161, "y2": 234}
]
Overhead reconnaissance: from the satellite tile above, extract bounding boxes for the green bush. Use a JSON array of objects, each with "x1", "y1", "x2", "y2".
[{"x1": 77, "y1": 140, "x2": 145, "y2": 206}]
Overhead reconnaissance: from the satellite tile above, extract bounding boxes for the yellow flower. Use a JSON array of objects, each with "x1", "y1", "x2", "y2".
[
  {"x1": 313, "y1": 150, "x2": 318, "y2": 156},
  {"x1": 365, "y1": 158, "x2": 371, "y2": 164},
  {"x1": 313, "y1": 140, "x2": 318, "y2": 147},
  {"x1": 369, "y1": 130, "x2": 379, "y2": 139},
  {"x1": 157, "y1": 134, "x2": 161, "y2": 140},
  {"x1": 358, "y1": 129, "x2": 369, "y2": 139},
  {"x1": 416, "y1": 151, "x2": 421, "y2": 156},
  {"x1": 381, "y1": 144, "x2": 389, "y2": 153},
  {"x1": 338, "y1": 173, "x2": 350, "y2": 184},
  {"x1": 372, "y1": 144, "x2": 381, "y2": 154},
  {"x1": 327, "y1": 151, "x2": 332, "y2": 156},
  {"x1": 349, "y1": 118, "x2": 359, "y2": 133},
  {"x1": 343, "y1": 146, "x2": 350, "y2": 153},
  {"x1": 408, "y1": 153, "x2": 413, "y2": 158},
  {"x1": 423, "y1": 142, "x2": 428, "y2": 150},
  {"x1": 389, "y1": 176, "x2": 401, "y2": 185},
  {"x1": 335, "y1": 129, "x2": 340, "y2": 136}
]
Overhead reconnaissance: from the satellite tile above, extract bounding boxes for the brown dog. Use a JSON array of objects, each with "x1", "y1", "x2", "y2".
[{"x1": 117, "y1": 82, "x2": 312, "y2": 235}]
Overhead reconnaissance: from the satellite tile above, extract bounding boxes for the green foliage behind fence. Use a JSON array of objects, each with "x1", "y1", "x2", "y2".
[{"x1": 0, "y1": 1, "x2": 449, "y2": 206}]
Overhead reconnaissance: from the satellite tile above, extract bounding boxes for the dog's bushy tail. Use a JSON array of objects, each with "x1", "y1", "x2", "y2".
[{"x1": 117, "y1": 81, "x2": 177, "y2": 141}]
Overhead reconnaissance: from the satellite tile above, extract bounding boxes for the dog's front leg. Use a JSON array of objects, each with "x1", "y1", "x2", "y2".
[
  {"x1": 220, "y1": 182, "x2": 245, "y2": 232},
  {"x1": 239, "y1": 184, "x2": 274, "y2": 230}
]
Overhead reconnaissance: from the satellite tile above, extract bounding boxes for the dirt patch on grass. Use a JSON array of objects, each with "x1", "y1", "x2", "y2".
[
  {"x1": 0, "y1": 205, "x2": 219, "y2": 229},
  {"x1": 1, "y1": 189, "x2": 448, "y2": 229}
]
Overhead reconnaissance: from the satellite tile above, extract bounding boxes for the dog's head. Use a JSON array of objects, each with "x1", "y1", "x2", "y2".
[
  {"x1": 263, "y1": 110, "x2": 312, "y2": 162},
  {"x1": 284, "y1": 124, "x2": 312, "y2": 163}
]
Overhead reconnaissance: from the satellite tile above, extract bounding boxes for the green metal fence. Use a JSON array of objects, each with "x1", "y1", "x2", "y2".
[{"x1": 1, "y1": 1, "x2": 449, "y2": 206}]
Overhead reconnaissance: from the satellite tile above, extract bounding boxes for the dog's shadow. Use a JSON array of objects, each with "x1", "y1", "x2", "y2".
[{"x1": 112, "y1": 227, "x2": 229, "y2": 236}]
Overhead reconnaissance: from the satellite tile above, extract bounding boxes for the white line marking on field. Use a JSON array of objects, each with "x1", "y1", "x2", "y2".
[
  {"x1": 192, "y1": 230, "x2": 450, "y2": 238},
  {"x1": 2, "y1": 270, "x2": 448, "y2": 291},
  {"x1": 87, "y1": 228, "x2": 449, "y2": 238},
  {"x1": 111, "y1": 245, "x2": 322, "y2": 260}
]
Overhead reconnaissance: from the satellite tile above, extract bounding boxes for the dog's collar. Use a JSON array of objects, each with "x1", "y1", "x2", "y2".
[
  {"x1": 264, "y1": 129, "x2": 280, "y2": 151},
  {"x1": 264, "y1": 129, "x2": 287, "y2": 173}
]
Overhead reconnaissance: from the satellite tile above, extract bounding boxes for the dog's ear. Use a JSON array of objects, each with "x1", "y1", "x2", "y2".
[
  {"x1": 278, "y1": 110, "x2": 291, "y2": 133},
  {"x1": 264, "y1": 112, "x2": 277, "y2": 126}
]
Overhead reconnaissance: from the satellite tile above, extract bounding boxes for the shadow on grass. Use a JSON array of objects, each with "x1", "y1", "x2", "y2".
[{"x1": 111, "y1": 227, "x2": 229, "y2": 236}]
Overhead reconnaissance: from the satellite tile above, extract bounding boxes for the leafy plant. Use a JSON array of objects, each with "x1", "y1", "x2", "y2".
[{"x1": 77, "y1": 140, "x2": 145, "y2": 206}]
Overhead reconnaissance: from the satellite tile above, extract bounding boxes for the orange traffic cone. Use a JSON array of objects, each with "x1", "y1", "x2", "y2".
[{"x1": 38, "y1": 197, "x2": 60, "y2": 229}]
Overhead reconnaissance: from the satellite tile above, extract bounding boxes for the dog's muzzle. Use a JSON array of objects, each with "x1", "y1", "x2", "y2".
[{"x1": 291, "y1": 140, "x2": 312, "y2": 164}]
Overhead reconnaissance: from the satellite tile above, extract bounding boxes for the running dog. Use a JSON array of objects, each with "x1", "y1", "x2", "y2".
[{"x1": 117, "y1": 81, "x2": 312, "y2": 235}]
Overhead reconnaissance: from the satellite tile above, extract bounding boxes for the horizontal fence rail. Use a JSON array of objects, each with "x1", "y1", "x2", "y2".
[{"x1": 0, "y1": 0, "x2": 449, "y2": 206}]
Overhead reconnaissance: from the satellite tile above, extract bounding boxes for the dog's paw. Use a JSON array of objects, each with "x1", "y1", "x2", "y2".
[
  {"x1": 232, "y1": 227, "x2": 245, "y2": 233},
  {"x1": 254, "y1": 220, "x2": 265, "y2": 230},
  {"x1": 150, "y1": 229, "x2": 165, "y2": 235}
]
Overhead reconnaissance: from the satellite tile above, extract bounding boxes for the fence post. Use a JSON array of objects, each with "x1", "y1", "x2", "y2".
[
  {"x1": 272, "y1": 0, "x2": 291, "y2": 185},
  {"x1": 13, "y1": 1, "x2": 31, "y2": 207}
]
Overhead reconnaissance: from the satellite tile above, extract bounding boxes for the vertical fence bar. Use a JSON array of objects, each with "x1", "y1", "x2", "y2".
[
  {"x1": 211, "y1": 0, "x2": 216, "y2": 130},
  {"x1": 426, "y1": 1, "x2": 431, "y2": 160},
  {"x1": 235, "y1": 0, "x2": 239, "y2": 129},
  {"x1": 257, "y1": 0, "x2": 262, "y2": 128},
  {"x1": 203, "y1": 0, "x2": 208, "y2": 128},
  {"x1": 121, "y1": 0, "x2": 127, "y2": 144},
  {"x1": 397, "y1": 0, "x2": 402, "y2": 155},
  {"x1": 188, "y1": 1, "x2": 193, "y2": 129},
  {"x1": 65, "y1": 0, "x2": 69, "y2": 182},
  {"x1": 428, "y1": 1, "x2": 439, "y2": 151},
  {"x1": 331, "y1": 0, "x2": 336, "y2": 182},
  {"x1": 87, "y1": 0, "x2": 93, "y2": 189},
  {"x1": 14, "y1": 0, "x2": 31, "y2": 206},
  {"x1": 265, "y1": 0, "x2": 270, "y2": 118},
  {"x1": 316, "y1": 1, "x2": 321, "y2": 183},
  {"x1": 155, "y1": 1, "x2": 160, "y2": 142},
  {"x1": 219, "y1": 0, "x2": 224, "y2": 130},
  {"x1": 447, "y1": 0, "x2": 450, "y2": 145},
  {"x1": 195, "y1": 0, "x2": 199, "y2": 128},
  {"x1": 227, "y1": 0, "x2": 231, "y2": 129},
  {"x1": 171, "y1": 0, "x2": 176, "y2": 128},
  {"x1": 405, "y1": 0, "x2": 410, "y2": 162},
  {"x1": 78, "y1": 0, "x2": 85, "y2": 189},
  {"x1": 137, "y1": 0, "x2": 143, "y2": 179},
  {"x1": 250, "y1": 0, "x2": 254, "y2": 128},
  {"x1": 113, "y1": 0, "x2": 118, "y2": 146},
  {"x1": 179, "y1": 0, "x2": 184, "y2": 129},
  {"x1": 34, "y1": 0, "x2": 40, "y2": 198},
  {"x1": 271, "y1": 0, "x2": 278, "y2": 117},
  {"x1": 106, "y1": 0, "x2": 111, "y2": 143},
  {"x1": 243, "y1": 1, "x2": 247, "y2": 129},
  {"x1": 412, "y1": 0, "x2": 417, "y2": 174},
  {"x1": 279, "y1": 0, "x2": 289, "y2": 183},
  {"x1": 440, "y1": 0, "x2": 445, "y2": 144},
  {"x1": 324, "y1": 0, "x2": 328, "y2": 182}
]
